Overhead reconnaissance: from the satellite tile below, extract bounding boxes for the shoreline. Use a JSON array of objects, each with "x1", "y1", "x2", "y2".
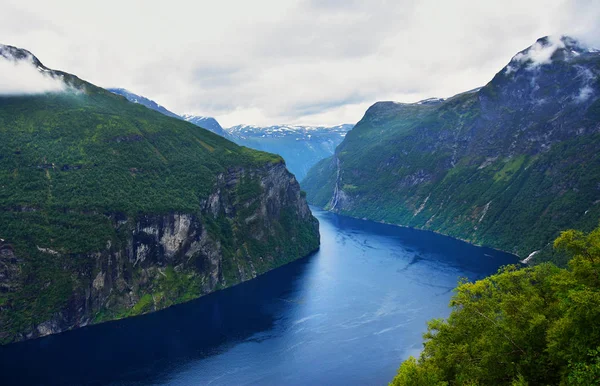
[{"x1": 309, "y1": 205, "x2": 523, "y2": 262}]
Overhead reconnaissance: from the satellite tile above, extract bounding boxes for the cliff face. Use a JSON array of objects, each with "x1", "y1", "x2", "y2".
[
  {"x1": 0, "y1": 45, "x2": 319, "y2": 344},
  {"x1": 1, "y1": 163, "x2": 318, "y2": 343},
  {"x1": 303, "y1": 36, "x2": 600, "y2": 263}
]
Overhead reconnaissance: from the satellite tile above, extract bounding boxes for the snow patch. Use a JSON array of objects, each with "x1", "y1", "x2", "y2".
[{"x1": 415, "y1": 97, "x2": 445, "y2": 105}]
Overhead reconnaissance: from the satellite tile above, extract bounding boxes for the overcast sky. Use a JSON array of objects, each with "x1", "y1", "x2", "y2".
[{"x1": 1, "y1": 0, "x2": 599, "y2": 127}]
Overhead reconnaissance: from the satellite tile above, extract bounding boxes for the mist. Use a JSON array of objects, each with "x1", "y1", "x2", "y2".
[{"x1": 0, "y1": 53, "x2": 68, "y2": 95}]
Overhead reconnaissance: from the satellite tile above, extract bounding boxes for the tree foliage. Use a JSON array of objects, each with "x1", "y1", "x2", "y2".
[{"x1": 391, "y1": 225, "x2": 600, "y2": 385}]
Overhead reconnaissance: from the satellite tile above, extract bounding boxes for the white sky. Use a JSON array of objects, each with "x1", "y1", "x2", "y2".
[{"x1": 1, "y1": 0, "x2": 599, "y2": 127}]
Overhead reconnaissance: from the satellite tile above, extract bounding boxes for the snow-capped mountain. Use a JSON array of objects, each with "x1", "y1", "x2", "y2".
[
  {"x1": 181, "y1": 114, "x2": 228, "y2": 137},
  {"x1": 226, "y1": 124, "x2": 353, "y2": 181},
  {"x1": 227, "y1": 124, "x2": 352, "y2": 138}
]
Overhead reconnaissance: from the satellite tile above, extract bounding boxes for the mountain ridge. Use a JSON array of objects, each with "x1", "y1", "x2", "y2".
[
  {"x1": 303, "y1": 35, "x2": 600, "y2": 264},
  {"x1": 107, "y1": 88, "x2": 181, "y2": 119},
  {"x1": 226, "y1": 123, "x2": 353, "y2": 180}
]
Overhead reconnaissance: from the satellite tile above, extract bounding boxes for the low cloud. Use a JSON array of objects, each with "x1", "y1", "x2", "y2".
[
  {"x1": 573, "y1": 65, "x2": 597, "y2": 103},
  {"x1": 0, "y1": 52, "x2": 68, "y2": 95},
  {"x1": 512, "y1": 36, "x2": 566, "y2": 69},
  {"x1": 575, "y1": 86, "x2": 594, "y2": 102}
]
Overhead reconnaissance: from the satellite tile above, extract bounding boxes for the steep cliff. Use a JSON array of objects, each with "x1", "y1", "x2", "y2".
[
  {"x1": 0, "y1": 45, "x2": 319, "y2": 344},
  {"x1": 304, "y1": 36, "x2": 600, "y2": 263}
]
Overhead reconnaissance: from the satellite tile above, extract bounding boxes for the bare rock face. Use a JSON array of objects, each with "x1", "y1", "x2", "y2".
[{"x1": 1, "y1": 163, "x2": 319, "y2": 344}]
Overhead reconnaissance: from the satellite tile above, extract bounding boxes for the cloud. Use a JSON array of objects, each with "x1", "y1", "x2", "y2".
[
  {"x1": 573, "y1": 65, "x2": 597, "y2": 103},
  {"x1": 0, "y1": 0, "x2": 599, "y2": 126},
  {"x1": 512, "y1": 36, "x2": 565, "y2": 69},
  {"x1": 575, "y1": 86, "x2": 594, "y2": 103},
  {"x1": 0, "y1": 50, "x2": 68, "y2": 95},
  {"x1": 555, "y1": 0, "x2": 600, "y2": 49}
]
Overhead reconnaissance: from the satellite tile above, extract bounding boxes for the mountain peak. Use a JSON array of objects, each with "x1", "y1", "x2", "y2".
[
  {"x1": 0, "y1": 43, "x2": 56, "y2": 76},
  {"x1": 0, "y1": 44, "x2": 38, "y2": 63},
  {"x1": 180, "y1": 115, "x2": 227, "y2": 136},
  {"x1": 505, "y1": 35, "x2": 597, "y2": 74},
  {"x1": 481, "y1": 35, "x2": 599, "y2": 107},
  {"x1": 0, "y1": 43, "x2": 82, "y2": 95}
]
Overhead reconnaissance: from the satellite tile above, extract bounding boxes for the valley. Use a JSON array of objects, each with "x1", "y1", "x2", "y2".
[{"x1": 1, "y1": 8, "x2": 600, "y2": 383}]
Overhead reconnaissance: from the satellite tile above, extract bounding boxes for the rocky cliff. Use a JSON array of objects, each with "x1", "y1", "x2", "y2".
[
  {"x1": 0, "y1": 45, "x2": 319, "y2": 344},
  {"x1": 1, "y1": 163, "x2": 318, "y2": 343}
]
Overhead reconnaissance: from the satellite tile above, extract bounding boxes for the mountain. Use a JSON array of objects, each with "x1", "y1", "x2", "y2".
[
  {"x1": 107, "y1": 88, "x2": 180, "y2": 119},
  {"x1": 182, "y1": 114, "x2": 229, "y2": 137},
  {"x1": 0, "y1": 44, "x2": 319, "y2": 344},
  {"x1": 105, "y1": 89, "x2": 351, "y2": 180},
  {"x1": 227, "y1": 124, "x2": 353, "y2": 181},
  {"x1": 106, "y1": 89, "x2": 230, "y2": 138},
  {"x1": 303, "y1": 36, "x2": 600, "y2": 264}
]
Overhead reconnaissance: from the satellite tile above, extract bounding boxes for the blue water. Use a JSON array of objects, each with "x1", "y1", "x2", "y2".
[{"x1": 0, "y1": 208, "x2": 517, "y2": 385}]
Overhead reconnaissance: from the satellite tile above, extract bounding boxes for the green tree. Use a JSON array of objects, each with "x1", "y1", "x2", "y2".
[{"x1": 391, "y1": 225, "x2": 600, "y2": 385}]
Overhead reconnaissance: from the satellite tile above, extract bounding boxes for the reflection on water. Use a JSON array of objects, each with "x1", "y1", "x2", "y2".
[{"x1": 0, "y1": 208, "x2": 517, "y2": 385}]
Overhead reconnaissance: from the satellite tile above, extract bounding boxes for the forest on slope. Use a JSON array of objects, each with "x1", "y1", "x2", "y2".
[
  {"x1": 304, "y1": 36, "x2": 600, "y2": 265},
  {"x1": 0, "y1": 44, "x2": 319, "y2": 343},
  {"x1": 392, "y1": 225, "x2": 600, "y2": 385}
]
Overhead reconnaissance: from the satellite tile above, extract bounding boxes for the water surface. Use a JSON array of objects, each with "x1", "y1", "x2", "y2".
[{"x1": 0, "y1": 208, "x2": 517, "y2": 385}]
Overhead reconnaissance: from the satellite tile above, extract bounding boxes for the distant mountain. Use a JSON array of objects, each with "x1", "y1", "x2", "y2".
[
  {"x1": 107, "y1": 88, "x2": 180, "y2": 119},
  {"x1": 226, "y1": 124, "x2": 353, "y2": 181},
  {"x1": 182, "y1": 114, "x2": 229, "y2": 137},
  {"x1": 106, "y1": 89, "x2": 352, "y2": 180},
  {"x1": 303, "y1": 36, "x2": 600, "y2": 264},
  {"x1": 0, "y1": 44, "x2": 319, "y2": 344},
  {"x1": 107, "y1": 89, "x2": 231, "y2": 138}
]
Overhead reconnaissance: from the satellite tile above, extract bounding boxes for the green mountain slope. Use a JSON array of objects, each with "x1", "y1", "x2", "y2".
[
  {"x1": 303, "y1": 36, "x2": 600, "y2": 263},
  {"x1": 0, "y1": 45, "x2": 319, "y2": 344}
]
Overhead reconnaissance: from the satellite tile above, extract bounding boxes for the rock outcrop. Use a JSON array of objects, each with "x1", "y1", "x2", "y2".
[{"x1": 1, "y1": 163, "x2": 318, "y2": 343}]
